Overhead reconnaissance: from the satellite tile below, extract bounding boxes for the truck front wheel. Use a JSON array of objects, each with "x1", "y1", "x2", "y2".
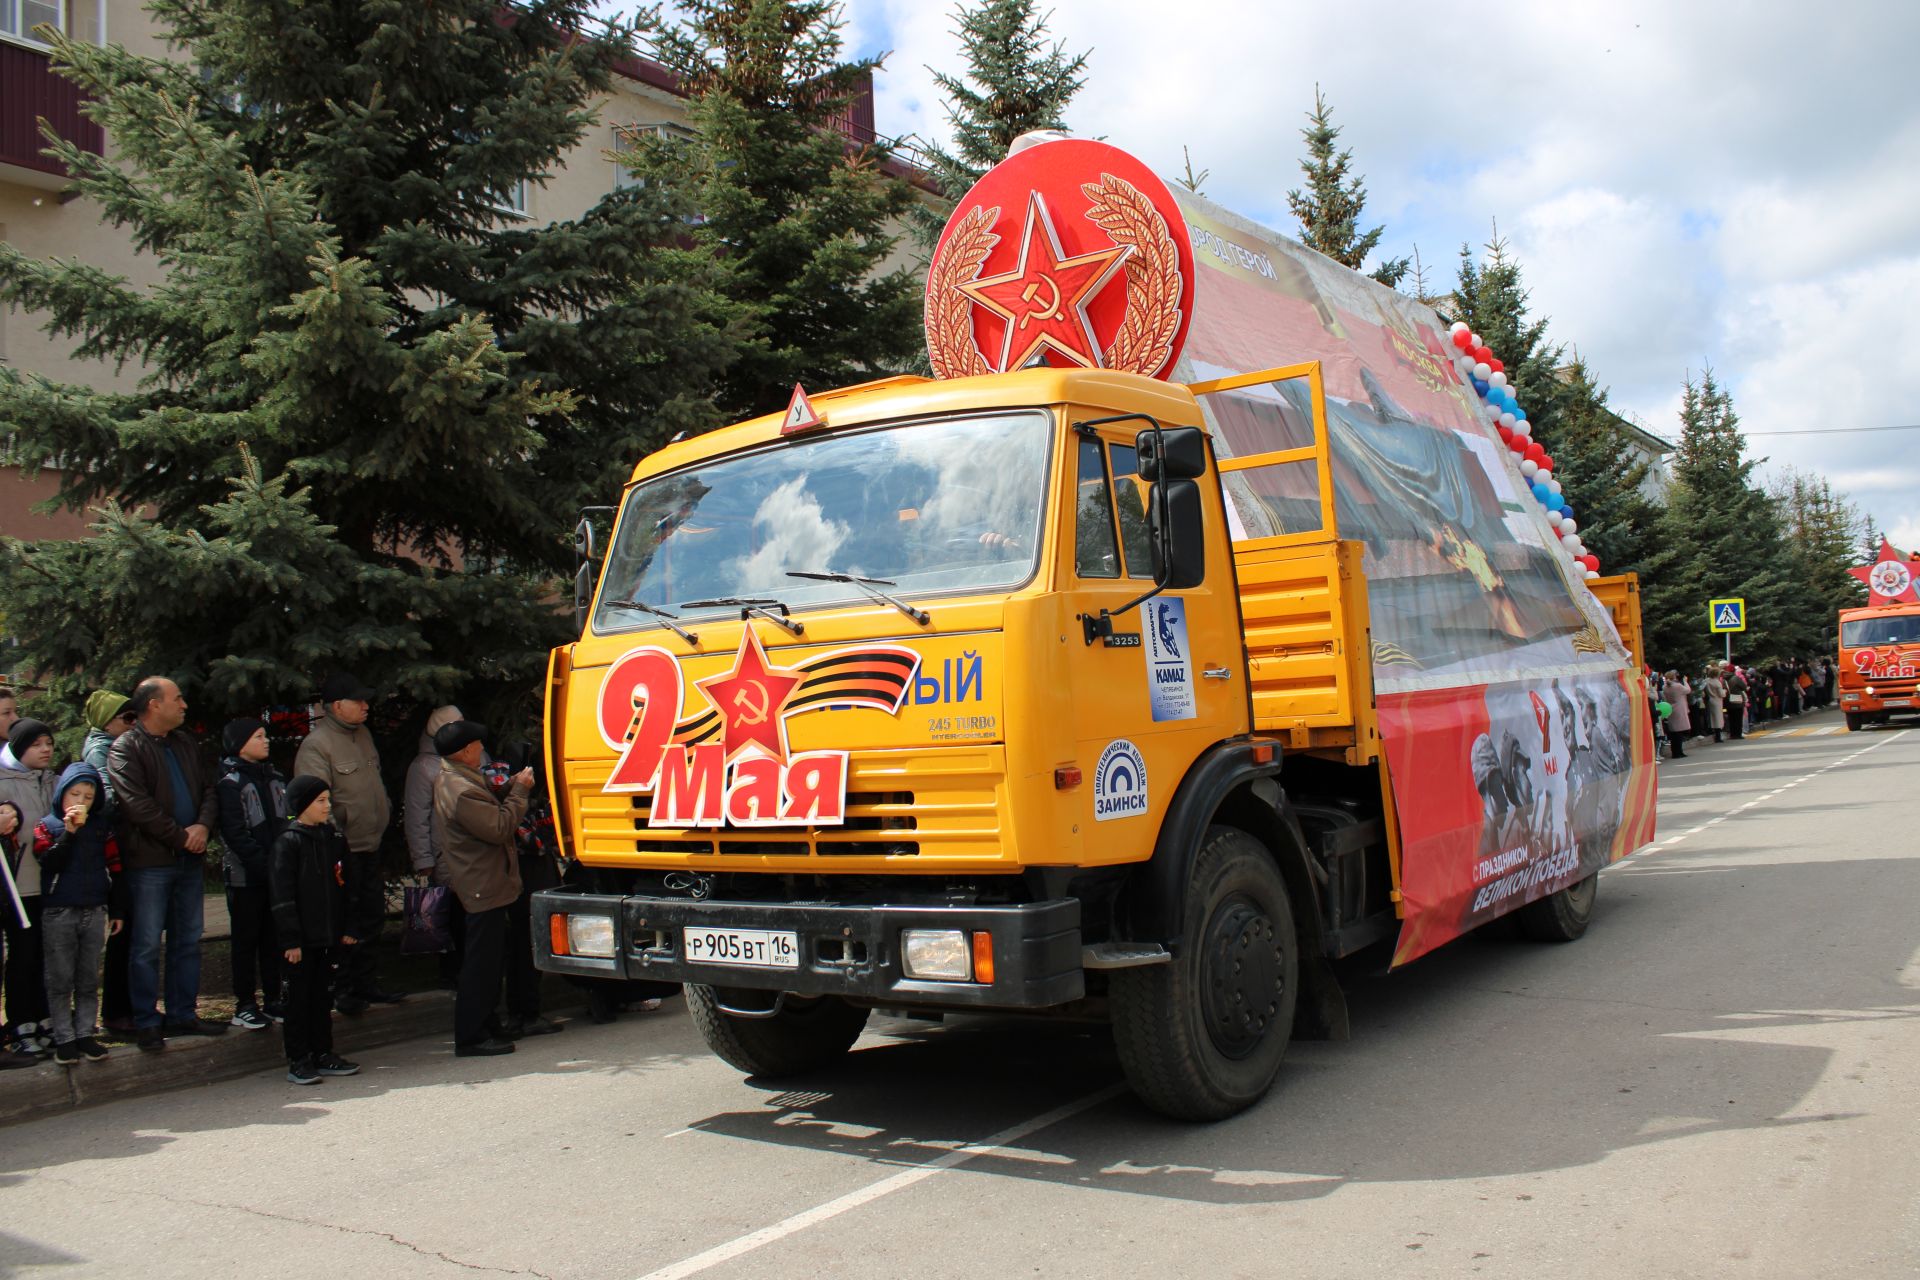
[
  {"x1": 686, "y1": 987, "x2": 870, "y2": 1078},
  {"x1": 1846, "y1": 712, "x2": 1863, "y2": 732},
  {"x1": 1110, "y1": 826, "x2": 1300, "y2": 1121}
]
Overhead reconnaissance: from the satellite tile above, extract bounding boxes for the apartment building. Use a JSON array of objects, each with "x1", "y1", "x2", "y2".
[{"x1": 1, "y1": 1, "x2": 935, "y2": 542}]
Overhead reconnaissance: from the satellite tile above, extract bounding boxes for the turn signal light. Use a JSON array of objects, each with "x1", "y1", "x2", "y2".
[
  {"x1": 971, "y1": 931, "x2": 995, "y2": 985},
  {"x1": 549, "y1": 914, "x2": 570, "y2": 957}
]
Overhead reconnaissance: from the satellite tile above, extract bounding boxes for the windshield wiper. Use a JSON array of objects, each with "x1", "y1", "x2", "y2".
[
  {"x1": 786, "y1": 571, "x2": 930, "y2": 626},
  {"x1": 679, "y1": 596, "x2": 804, "y2": 637},
  {"x1": 599, "y1": 599, "x2": 700, "y2": 645}
]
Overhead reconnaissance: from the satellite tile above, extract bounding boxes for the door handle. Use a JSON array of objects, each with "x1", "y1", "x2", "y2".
[{"x1": 1202, "y1": 666, "x2": 1233, "y2": 681}]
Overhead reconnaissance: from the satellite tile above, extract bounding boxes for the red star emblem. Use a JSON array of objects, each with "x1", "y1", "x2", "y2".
[
  {"x1": 695, "y1": 630, "x2": 805, "y2": 764},
  {"x1": 1849, "y1": 538, "x2": 1920, "y2": 605},
  {"x1": 957, "y1": 191, "x2": 1132, "y2": 371}
]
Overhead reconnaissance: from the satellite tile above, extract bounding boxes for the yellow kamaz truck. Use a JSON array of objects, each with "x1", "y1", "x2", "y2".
[{"x1": 531, "y1": 140, "x2": 1655, "y2": 1119}]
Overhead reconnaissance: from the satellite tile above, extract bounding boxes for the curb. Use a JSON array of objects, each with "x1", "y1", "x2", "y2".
[{"x1": 0, "y1": 989, "x2": 543, "y2": 1127}]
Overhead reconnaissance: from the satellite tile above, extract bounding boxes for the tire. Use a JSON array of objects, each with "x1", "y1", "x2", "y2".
[
  {"x1": 1517, "y1": 871, "x2": 1598, "y2": 943},
  {"x1": 685, "y1": 986, "x2": 869, "y2": 1078},
  {"x1": 1110, "y1": 826, "x2": 1300, "y2": 1122},
  {"x1": 1846, "y1": 713, "x2": 1862, "y2": 732}
]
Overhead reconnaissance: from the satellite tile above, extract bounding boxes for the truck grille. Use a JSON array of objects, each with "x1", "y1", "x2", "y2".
[{"x1": 567, "y1": 749, "x2": 1009, "y2": 866}]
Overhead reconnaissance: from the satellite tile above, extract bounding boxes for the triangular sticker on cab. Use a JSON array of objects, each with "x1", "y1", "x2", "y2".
[{"x1": 780, "y1": 383, "x2": 825, "y2": 434}]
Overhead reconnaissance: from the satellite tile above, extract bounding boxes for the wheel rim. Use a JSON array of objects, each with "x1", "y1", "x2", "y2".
[
  {"x1": 1200, "y1": 893, "x2": 1285, "y2": 1060},
  {"x1": 1562, "y1": 873, "x2": 1597, "y2": 916}
]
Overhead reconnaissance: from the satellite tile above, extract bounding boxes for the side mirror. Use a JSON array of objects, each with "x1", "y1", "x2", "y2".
[
  {"x1": 573, "y1": 562, "x2": 594, "y2": 633},
  {"x1": 573, "y1": 516, "x2": 596, "y2": 563},
  {"x1": 1149, "y1": 478, "x2": 1206, "y2": 588},
  {"x1": 1135, "y1": 425, "x2": 1207, "y2": 481}
]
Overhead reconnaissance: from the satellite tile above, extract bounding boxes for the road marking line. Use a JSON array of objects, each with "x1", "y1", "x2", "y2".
[
  {"x1": 635, "y1": 1084, "x2": 1126, "y2": 1280},
  {"x1": 1618, "y1": 730, "x2": 1905, "y2": 864}
]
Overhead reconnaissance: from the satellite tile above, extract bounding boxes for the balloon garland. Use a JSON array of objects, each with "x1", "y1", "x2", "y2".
[{"x1": 1446, "y1": 321, "x2": 1602, "y2": 584}]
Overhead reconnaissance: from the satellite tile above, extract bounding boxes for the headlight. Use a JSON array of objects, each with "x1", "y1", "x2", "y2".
[
  {"x1": 565, "y1": 915, "x2": 617, "y2": 958},
  {"x1": 1866, "y1": 686, "x2": 1877, "y2": 698},
  {"x1": 1843, "y1": 692, "x2": 1861, "y2": 702},
  {"x1": 902, "y1": 929, "x2": 972, "y2": 981}
]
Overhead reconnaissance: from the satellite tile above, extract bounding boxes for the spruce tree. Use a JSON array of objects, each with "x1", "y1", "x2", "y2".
[
  {"x1": 1286, "y1": 86, "x2": 1408, "y2": 287},
  {"x1": 922, "y1": 0, "x2": 1089, "y2": 203},
  {"x1": 645, "y1": 0, "x2": 922, "y2": 420},
  {"x1": 1549, "y1": 360, "x2": 1666, "y2": 582},
  {"x1": 1642, "y1": 371, "x2": 1796, "y2": 668},
  {"x1": 1444, "y1": 227, "x2": 1560, "y2": 416},
  {"x1": 1771, "y1": 467, "x2": 1872, "y2": 621},
  {"x1": 0, "y1": 1, "x2": 737, "y2": 729}
]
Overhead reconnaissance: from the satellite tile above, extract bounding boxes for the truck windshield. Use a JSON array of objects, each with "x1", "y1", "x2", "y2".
[
  {"x1": 1842, "y1": 614, "x2": 1920, "y2": 646},
  {"x1": 595, "y1": 411, "x2": 1052, "y2": 633}
]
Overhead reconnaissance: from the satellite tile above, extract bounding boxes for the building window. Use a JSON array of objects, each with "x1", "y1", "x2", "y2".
[
  {"x1": 490, "y1": 179, "x2": 529, "y2": 218},
  {"x1": 612, "y1": 121, "x2": 696, "y2": 189},
  {"x1": 3, "y1": 0, "x2": 105, "y2": 47}
]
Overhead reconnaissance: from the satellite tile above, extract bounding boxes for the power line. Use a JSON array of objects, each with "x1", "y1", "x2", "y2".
[{"x1": 1743, "y1": 424, "x2": 1920, "y2": 437}]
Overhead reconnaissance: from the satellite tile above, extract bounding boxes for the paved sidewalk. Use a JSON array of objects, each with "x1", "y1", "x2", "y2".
[{"x1": 0, "y1": 990, "x2": 581, "y2": 1127}]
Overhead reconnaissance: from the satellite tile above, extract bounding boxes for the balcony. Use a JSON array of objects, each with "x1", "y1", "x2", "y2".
[{"x1": 1, "y1": 38, "x2": 103, "y2": 184}]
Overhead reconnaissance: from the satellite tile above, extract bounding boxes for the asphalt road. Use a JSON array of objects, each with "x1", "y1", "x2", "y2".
[{"x1": 5, "y1": 708, "x2": 1917, "y2": 1280}]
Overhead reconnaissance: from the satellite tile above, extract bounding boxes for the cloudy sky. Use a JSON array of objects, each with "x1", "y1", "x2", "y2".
[{"x1": 617, "y1": 1, "x2": 1920, "y2": 548}]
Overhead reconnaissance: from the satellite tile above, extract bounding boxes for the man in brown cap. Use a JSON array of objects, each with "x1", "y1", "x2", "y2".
[{"x1": 432, "y1": 720, "x2": 532, "y2": 1057}]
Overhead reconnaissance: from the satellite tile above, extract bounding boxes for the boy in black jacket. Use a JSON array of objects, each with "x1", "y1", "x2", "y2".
[
  {"x1": 32, "y1": 762, "x2": 126, "y2": 1065},
  {"x1": 217, "y1": 719, "x2": 286, "y2": 1030},
  {"x1": 270, "y1": 777, "x2": 361, "y2": 1085}
]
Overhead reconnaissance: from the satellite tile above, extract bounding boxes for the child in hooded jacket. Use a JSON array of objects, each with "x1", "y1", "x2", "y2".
[
  {"x1": 217, "y1": 719, "x2": 287, "y2": 1030},
  {"x1": 270, "y1": 777, "x2": 361, "y2": 1085},
  {"x1": 32, "y1": 762, "x2": 126, "y2": 1064}
]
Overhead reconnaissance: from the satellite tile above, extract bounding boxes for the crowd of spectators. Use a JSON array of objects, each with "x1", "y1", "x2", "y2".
[
  {"x1": 1650, "y1": 656, "x2": 1837, "y2": 759},
  {"x1": 0, "y1": 675, "x2": 647, "y2": 1085}
]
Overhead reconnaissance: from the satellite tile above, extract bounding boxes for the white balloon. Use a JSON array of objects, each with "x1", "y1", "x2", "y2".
[
  {"x1": 1561, "y1": 517, "x2": 1578, "y2": 535},
  {"x1": 1548, "y1": 477, "x2": 1563, "y2": 494},
  {"x1": 1521, "y1": 459, "x2": 1539, "y2": 477},
  {"x1": 1585, "y1": 569, "x2": 1600, "y2": 580},
  {"x1": 1473, "y1": 362, "x2": 1492, "y2": 382},
  {"x1": 1512, "y1": 420, "x2": 1532, "y2": 438},
  {"x1": 1486, "y1": 403, "x2": 1504, "y2": 421},
  {"x1": 1489, "y1": 371, "x2": 1508, "y2": 388},
  {"x1": 1449, "y1": 320, "x2": 1469, "y2": 335},
  {"x1": 1499, "y1": 411, "x2": 1517, "y2": 427},
  {"x1": 1470, "y1": 333, "x2": 1482, "y2": 349}
]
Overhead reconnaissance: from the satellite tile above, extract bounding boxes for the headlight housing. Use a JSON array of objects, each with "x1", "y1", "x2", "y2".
[{"x1": 565, "y1": 914, "x2": 617, "y2": 958}]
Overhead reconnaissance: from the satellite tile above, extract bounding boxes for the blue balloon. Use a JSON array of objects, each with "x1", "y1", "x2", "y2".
[
  {"x1": 1560, "y1": 505, "x2": 1575, "y2": 523},
  {"x1": 1513, "y1": 406, "x2": 1528, "y2": 422},
  {"x1": 1553, "y1": 496, "x2": 1568, "y2": 514},
  {"x1": 1532, "y1": 482, "x2": 1551, "y2": 503},
  {"x1": 1472, "y1": 378, "x2": 1490, "y2": 397}
]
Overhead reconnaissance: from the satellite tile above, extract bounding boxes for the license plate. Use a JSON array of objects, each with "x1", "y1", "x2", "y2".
[
  {"x1": 1886, "y1": 699, "x2": 1911, "y2": 708},
  {"x1": 683, "y1": 927, "x2": 800, "y2": 969}
]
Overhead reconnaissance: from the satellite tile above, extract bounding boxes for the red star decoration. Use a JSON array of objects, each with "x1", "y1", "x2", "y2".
[
  {"x1": 1849, "y1": 538, "x2": 1920, "y2": 605},
  {"x1": 957, "y1": 191, "x2": 1132, "y2": 371},
  {"x1": 695, "y1": 629, "x2": 805, "y2": 764}
]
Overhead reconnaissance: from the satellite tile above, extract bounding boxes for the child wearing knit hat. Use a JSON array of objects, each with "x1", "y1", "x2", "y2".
[{"x1": 269, "y1": 778, "x2": 361, "y2": 1084}]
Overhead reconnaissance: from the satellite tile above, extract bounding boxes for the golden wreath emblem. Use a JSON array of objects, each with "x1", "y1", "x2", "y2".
[{"x1": 926, "y1": 173, "x2": 1184, "y2": 379}]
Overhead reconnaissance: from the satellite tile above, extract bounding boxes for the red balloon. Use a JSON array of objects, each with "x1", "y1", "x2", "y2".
[
  {"x1": 1452, "y1": 329, "x2": 1472, "y2": 350},
  {"x1": 1541, "y1": 454, "x2": 1554, "y2": 472},
  {"x1": 1497, "y1": 425, "x2": 1514, "y2": 446},
  {"x1": 1582, "y1": 554, "x2": 1600, "y2": 572},
  {"x1": 1526, "y1": 442, "x2": 1546, "y2": 463},
  {"x1": 1488, "y1": 358, "x2": 1504, "y2": 374},
  {"x1": 1474, "y1": 346, "x2": 1493, "y2": 363}
]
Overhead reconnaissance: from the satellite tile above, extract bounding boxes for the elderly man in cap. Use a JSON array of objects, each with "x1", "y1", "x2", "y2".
[
  {"x1": 432, "y1": 719, "x2": 533, "y2": 1057},
  {"x1": 295, "y1": 673, "x2": 399, "y2": 1013}
]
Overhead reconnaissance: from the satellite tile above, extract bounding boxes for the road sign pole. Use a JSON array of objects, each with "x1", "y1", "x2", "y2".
[{"x1": 1725, "y1": 632, "x2": 1731, "y2": 664}]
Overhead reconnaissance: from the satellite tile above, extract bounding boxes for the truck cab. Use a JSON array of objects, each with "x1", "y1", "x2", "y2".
[{"x1": 1838, "y1": 602, "x2": 1920, "y2": 729}]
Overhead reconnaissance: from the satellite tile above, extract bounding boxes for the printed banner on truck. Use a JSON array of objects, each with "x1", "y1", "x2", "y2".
[
  {"x1": 1166, "y1": 190, "x2": 1658, "y2": 962},
  {"x1": 1379, "y1": 670, "x2": 1658, "y2": 963}
]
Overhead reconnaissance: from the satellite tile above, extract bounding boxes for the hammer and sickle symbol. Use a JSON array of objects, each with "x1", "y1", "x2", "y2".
[
  {"x1": 1018, "y1": 275, "x2": 1063, "y2": 330},
  {"x1": 732, "y1": 680, "x2": 771, "y2": 726}
]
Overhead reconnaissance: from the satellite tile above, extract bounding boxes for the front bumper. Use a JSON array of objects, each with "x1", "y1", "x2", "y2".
[{"x1": 532, "y1": 888, "x2": 1084, "y2": 1010}]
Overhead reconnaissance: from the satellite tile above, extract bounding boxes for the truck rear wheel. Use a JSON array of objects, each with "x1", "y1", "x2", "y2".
[
  {"x1": 686, "y1": 987, "x2": 870, "y2": 1078},
  {"x1": 1110, "y1": 826, "x2": 1299, "y2": 1121},
  {"x1": 1517, "y1": 871, "x2": 1598, "y2": 942}
]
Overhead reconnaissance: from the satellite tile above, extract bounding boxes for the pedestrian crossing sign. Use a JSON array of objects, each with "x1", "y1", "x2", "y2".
[{"x1": 1709, "y1": 598, "x2": 1746, "y2": 633}]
